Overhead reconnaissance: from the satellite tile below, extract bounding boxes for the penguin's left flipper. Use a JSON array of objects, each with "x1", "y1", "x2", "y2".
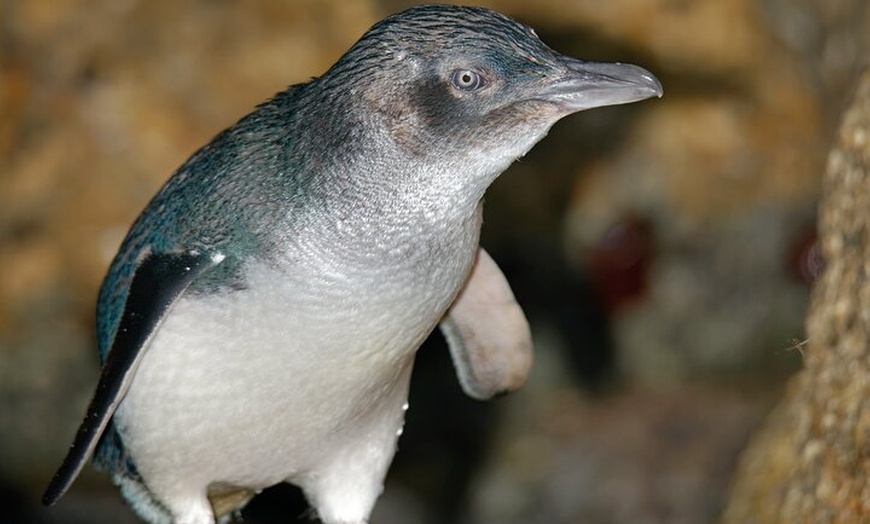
[
  {"x1": 440, "y1": 248, "x2": 533, "y2": 400},
  {"x1": 42, "y1": 249, "x2": 223, "y2": 506}
]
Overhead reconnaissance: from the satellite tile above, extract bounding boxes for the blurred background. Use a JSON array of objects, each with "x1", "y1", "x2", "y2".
[{"x1": 1, "y1": 0, "x2": 868, "y2": 523}]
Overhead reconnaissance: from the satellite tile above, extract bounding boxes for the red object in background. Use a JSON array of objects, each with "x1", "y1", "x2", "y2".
[
  {"x1": 587, "y1": 216, "x2": 654, "y2": 315},
  {"x1": 787, "y1": 227, "x2": 824, "y2": 286}
]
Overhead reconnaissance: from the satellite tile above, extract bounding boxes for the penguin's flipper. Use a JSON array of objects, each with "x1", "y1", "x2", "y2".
[
  {"x1": 42, "y1": 249, "x2": 224, "y2": 506},
  {"x1": 440, "y1": 248, "x2": 533, "y2": 400}
]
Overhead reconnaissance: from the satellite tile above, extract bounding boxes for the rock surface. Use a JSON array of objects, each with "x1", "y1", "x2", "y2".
[{"x1": 722, "y1": 68, "x2": 870, "y2": 524}]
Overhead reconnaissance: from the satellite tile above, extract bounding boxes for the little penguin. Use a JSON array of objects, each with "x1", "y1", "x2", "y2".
[{"x1": 43, "y1": 5, "x2": 662, "y2": 524}]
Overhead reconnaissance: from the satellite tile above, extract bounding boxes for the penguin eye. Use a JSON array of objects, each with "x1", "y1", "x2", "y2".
[{"x1": 450, "y1": 69, "x2": 487, "y2": 92}]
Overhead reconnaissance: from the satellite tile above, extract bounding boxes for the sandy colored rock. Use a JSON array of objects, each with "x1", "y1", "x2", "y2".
[{"x1": 722, "y1": 69, "x2": 870, "y2": 524}]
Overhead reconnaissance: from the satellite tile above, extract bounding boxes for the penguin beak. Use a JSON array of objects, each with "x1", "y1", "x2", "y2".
[{"x1": 540, "y1": 58, "x2": 663, "y2": 111}]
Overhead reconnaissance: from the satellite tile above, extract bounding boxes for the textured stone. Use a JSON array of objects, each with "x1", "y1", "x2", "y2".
[{"x1": 722, "y1": 68, "x2": 870, "y2": 524}]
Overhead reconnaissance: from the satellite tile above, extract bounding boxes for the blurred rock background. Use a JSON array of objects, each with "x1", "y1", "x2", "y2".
[{"x1": 1, "y1": 1, "x2": 867, "y2": 523}]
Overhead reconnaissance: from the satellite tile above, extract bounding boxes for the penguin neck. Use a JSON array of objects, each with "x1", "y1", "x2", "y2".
[{"x1": 293, "y1": 81, "x2": 494, "y2": 223}]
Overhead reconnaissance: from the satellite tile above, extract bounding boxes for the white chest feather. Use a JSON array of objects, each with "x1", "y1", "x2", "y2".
[{"x1": 113, "y1": 209, "x2": 481, "y2": 520}]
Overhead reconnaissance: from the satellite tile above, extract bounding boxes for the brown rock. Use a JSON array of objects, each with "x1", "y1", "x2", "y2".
[{"x1": 722, "y1": 68, "x2": 870, "y2": 524}]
